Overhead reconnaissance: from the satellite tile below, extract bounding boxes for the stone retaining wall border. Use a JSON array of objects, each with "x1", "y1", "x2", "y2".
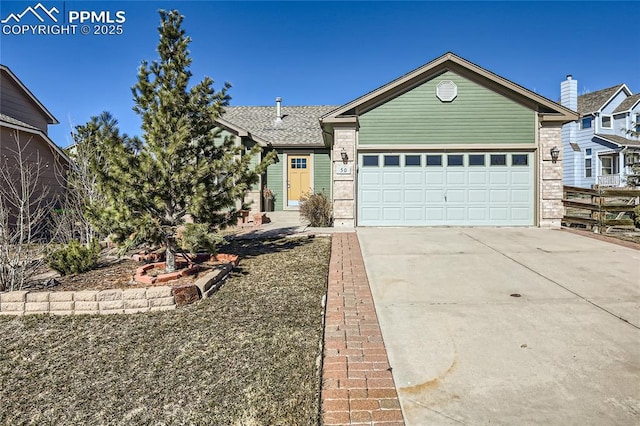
[{"x1": 0, "y1": 286, "x2": 177, "y2": 316}]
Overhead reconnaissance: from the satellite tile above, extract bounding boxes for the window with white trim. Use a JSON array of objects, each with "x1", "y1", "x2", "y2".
[{"x1": 601, "y1": 115, "x2": 612, "y2": 129}]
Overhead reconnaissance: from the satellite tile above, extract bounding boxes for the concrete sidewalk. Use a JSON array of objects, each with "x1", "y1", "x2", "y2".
[
  {"x1": 233, "y1": 210, "x2": 354, "y2": 239},
  {"x1": 358, "y1": 227, "x2": 640, "y2": 425}
]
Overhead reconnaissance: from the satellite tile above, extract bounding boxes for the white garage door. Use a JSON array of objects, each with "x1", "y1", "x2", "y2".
[{"x1": 358, "y1": 152, "x2": 534, "y2": 226}]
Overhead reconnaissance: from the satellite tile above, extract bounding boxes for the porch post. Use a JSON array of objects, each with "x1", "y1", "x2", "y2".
[{"x1": 619, "y1": 153, "x2": 625, "y2": 187}]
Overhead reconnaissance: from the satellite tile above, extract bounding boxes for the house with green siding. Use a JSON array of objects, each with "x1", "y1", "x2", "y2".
[
  {"x1": 217, "y1": 52, "x2": 577, "y2": 228},
  {"x1": 216, "y1": 104, "x2": 336, "y2": 213}
]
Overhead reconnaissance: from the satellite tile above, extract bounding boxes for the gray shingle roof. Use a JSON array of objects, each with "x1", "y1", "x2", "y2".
[
  {"x1": 577, "y1": 84, "x2": 625, "y2": 114},
  {"x1": 613, "y1": 93, "x2": 640, "y2": 113},
  {"x1": 220, "y1": 105, "x2": 338, "y2": 147},
  {"x1": 594, "y1": 134, "x2": 640, "y2": 147}
]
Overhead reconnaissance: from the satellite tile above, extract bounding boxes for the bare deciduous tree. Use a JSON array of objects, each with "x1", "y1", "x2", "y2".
[{"x1": 0, "y1": 131, "x2": 61, "y2": 291}]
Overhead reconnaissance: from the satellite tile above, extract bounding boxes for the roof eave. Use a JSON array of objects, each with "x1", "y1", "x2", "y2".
[
  {"x1": 320, "y1": 116, "x2": 358, "y2": 125},
  {"x1": 539, "y1": 112, "x2": 579, "y2": 123},
  {"x1": 214, "y1": 118, "x2": 269, "y2": 147},
  {"x1": 1, "y1": 119, "x2": 70, "y2": 164},
  {"x1": 267, "y1": 142, "x2": 327, "y2": 148}
]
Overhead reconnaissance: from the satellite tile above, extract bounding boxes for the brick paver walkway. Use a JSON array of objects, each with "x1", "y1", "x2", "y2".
[{"x1": 321, "y1": 233, "x2": 404, "y2": 425}]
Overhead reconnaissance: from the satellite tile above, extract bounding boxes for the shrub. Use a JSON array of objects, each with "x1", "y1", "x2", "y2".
[
  {"x1": 634, "y1": 205, "x2": 640, "y2": 228},
  {"x1": 178, "y1": 223, "x2": 223, "y2": 254},
  {"x1": 47, "y1": 239, "x2": 101, "y2": 276},
  {"x1": 299, "y1": 191, "x2": 333, "y2": 227}
]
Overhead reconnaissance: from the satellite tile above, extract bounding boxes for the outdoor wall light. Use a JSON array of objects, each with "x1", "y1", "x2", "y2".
[
  {"x1": 341, "y1": 148, "x2": 349, "y2": 164},
  {"x1": 550, "y1": 146, "x2": 560, "y2": 163}
]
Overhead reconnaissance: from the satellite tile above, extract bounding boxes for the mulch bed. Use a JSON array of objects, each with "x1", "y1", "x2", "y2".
[{"x1": 26, "y1": 258, "x2": 222, "y2": 293}]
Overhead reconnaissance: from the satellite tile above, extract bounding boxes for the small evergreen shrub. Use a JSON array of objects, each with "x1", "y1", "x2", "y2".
[
  {"x1": 47, "y1": 239, "x2": 101, "y2": 276},
  {"x1": 299, "y1": 191, "x2": 333, "y2": 227},
  {"x1": 178, "y1": 223, "x2": 223, "y2": 254}
]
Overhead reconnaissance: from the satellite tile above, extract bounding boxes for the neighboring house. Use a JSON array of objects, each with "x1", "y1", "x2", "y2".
[
  {"x1": 0, "y1": 64, "x2": 69, "y2": 203},
  {"x1": 560, "y1": 76, "x2": 640, "y2": 188},
  {"x1": 219, "y1": 52, "x2": 576, "y2": 228}
]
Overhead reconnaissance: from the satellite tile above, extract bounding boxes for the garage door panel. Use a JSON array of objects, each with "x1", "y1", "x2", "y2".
[
  {"x1": 383, "y1": 172, "x2": 402, "y2": 185},
  {"x1": 426, "y1": 171, "x2": 444, "y2": 185},
  {"x1": 511, "y1": 170, "x2": 531, "y2": 185},
  {"x1": 361, "y1": 190, "x2": 381, "y2": 203},
  {"x1": 404, "y1": 171, "x2": 423, "y2": 185},
  {"x1": 383, "y1": 189, "x2": 401, "y2": 203},
  {"x1": 446, "y1": 207, "x2": 465, "y2": 221},
  {"x1": 489, "y1": 208, "x2": 509, "y2": 220},
  {"x1": 489, "y1": 171, "x2": 509, "y2": 184},
  {"x1": 403, "y1": 207, "x2": 423, "y2": 221},
  {"x1": 511, "y1": 189, "x2": 531, "y2": 203},
  {"x1": 358, "y1": 152, "x2": 534, "y2": 226},
  {"x1": 446, "y1": 171, "x2": 466, "y2": 185},
  {"x1": 468, "y1": 189, "x2": 487, "y2": 203},
  {"x1": 426, "y1": 190, "x2": 444, "y2": 203},
  {"x1": 360, "y1": 207, "x2": 381, "y2": 222},
  {"x1": 447, "y1": 189, "x2": 466, "y2": 203},
  {"x1": 468, "y1": 207, "x2": 487, "y2": 221},
  {"x1": 468, "y1": 171, "x2": 487, "y2": 185},
  {"x1": 511, "y1": 207, "x2": 530, "y2": 220},
  {"x1": 489, "y1": 189, "x2": 508, "y2": 203},
  {"x1": 426, "y1": 207, "x2": 445, "y2": 220},
  {"x1": 383, "y1": 207, "x2": 401, "y2": 220},
  {"x1": 404, "y1": 189, "x2": 423, "y2": 203},
  {"x1": 361, "y1": 173, "x2": 381, "y2": 185}
]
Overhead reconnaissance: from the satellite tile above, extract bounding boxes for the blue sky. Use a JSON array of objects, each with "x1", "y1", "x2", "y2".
[{"x1": 2, "y1": 1, "x2": 639, "y2": 147}]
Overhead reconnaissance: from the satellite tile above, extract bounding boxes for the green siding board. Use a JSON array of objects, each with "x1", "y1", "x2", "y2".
[
  {"x1": 266, "y1": 149, "x2": 284, "y2": 211},
  {"x1": 359, "y1": 71, "x2": 535, "y2": 145},
  {"x1": 213, "y1": 129, "x2": 234, "y2": 147},
  {"x1": 313, "y1": 149, "x2": 331, "y2": 196},
  {"x1": 243, "y1": 140, "x2": 261, "y2": 191}
]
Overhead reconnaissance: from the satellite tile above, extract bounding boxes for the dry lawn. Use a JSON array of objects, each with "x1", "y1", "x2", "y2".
[{"x1": 0, "y1": 236, "x2": 331, "y2": 425}]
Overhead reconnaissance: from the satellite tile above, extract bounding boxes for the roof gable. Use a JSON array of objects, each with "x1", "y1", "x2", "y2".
[
  {"x1": 321, "y1": 52, "x2": 577, "y2": 124},
  {"x1": 577, "y1": 84, "x2": 630, "y2": 115},
  {"x1": 613, "y1": 93, "x2": 640, "y2": 114},
  {"x1": 0, "y1": 65, "x2": 58, "y2": 125}
]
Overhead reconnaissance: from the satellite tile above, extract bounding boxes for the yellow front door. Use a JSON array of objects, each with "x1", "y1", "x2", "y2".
[{"x1": 287, "y1": 155, "x2": 311, "y2": 206}]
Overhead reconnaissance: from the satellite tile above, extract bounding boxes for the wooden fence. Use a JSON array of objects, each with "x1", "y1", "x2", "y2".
[{"x1": 562, "y1": 186, "x2": 640, "y2": 231}]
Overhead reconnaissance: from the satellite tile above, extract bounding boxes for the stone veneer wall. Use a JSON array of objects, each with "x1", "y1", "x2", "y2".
[
  {"x1": 245, "y1": 189, "x2": 262, "y2": 215},
  {"x1": 332, "y1": 126, "x2": 357, "y2": 227},
  {"x1": 0, "y1": 286, "x2": 176, "y2": 316},
  {"x1": 539, "y1": 122, "x2": 564, "y2": 227}
]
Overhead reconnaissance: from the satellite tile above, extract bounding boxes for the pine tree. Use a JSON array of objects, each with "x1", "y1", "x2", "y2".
[{"x1": 91, "y1": 10, "x2": 271, "y2": 271}]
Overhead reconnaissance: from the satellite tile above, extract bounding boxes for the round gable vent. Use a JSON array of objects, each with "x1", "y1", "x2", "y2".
[{"x1": 436, "y1": 80, "x2": 457, "y2": 102}]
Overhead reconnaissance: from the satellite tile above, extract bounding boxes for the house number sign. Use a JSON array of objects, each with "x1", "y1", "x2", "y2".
[{"x1": 335, "y1": 164, "x2": 352, "y2": 175}]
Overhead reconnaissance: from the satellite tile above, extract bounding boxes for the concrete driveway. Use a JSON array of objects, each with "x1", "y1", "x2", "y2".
[{"x1": 358, "y1": 228, "x2": 640, "y2": 425}]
